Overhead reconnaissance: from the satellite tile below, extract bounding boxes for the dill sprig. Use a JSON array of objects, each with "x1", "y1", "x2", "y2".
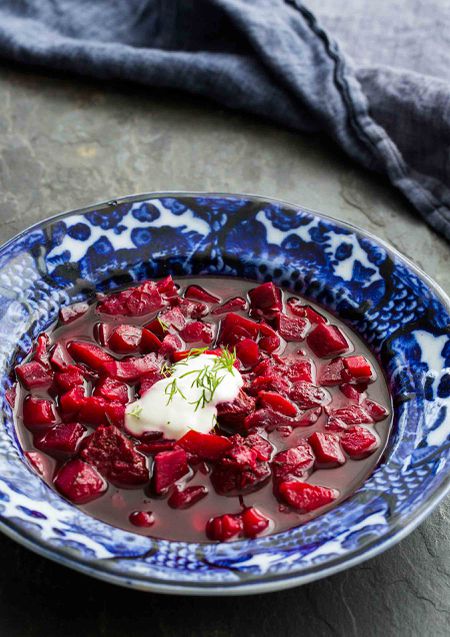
[
  {"x1": 164, "y1": 376, "x2": 187, "y2": 405},
  {"x1": 157, "y1": 316, "x2": 170, "y2": 332},
  {"x1": 128, "y1": 404, "x2": 143, "y2": 419}
]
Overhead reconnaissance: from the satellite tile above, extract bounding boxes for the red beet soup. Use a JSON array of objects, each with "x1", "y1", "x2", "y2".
[{"x1": 11, "y1": 277, "x2": 392, "y2": 542}]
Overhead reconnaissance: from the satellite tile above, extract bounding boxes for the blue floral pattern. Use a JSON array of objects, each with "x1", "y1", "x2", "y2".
[{"x1": 0, "y1": 193, "x2": 448, "y2": 594}]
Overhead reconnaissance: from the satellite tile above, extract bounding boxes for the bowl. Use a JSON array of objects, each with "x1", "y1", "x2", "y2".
[{"x1": 0, "y1": 192, "x2": 448, "y2": 595}]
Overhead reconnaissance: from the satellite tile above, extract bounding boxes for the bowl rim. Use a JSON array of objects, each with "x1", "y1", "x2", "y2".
[{"x1": 1, "y1": 189, "x2": 449, "y2": 595}]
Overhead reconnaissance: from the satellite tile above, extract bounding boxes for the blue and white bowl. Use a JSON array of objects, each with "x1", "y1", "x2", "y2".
[{"x1": 0, "y1": 192, "x2": 448, "y2": 595}]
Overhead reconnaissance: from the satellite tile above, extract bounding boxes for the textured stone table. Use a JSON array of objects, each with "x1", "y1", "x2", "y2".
[{"x1": 0, "y1": 64, "x2": 448, "y2": 637}]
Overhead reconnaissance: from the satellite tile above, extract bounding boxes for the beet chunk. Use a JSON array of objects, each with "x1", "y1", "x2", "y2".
[
  {"x1": 23, "y1": 396, "x2": 57, "y2": 431},
  {"x1": 177, "y1": 430, "x2": 232, "y2": 460},
  {"x1": 259, "y1": 323, "x2": 281, "y2": 353},
  {"x1": 217, "y1": 390, "x2": 256, "y2": 430},
  {"x1": 258, "y1": 391, "x2": 297, "y2": 417},
  {"x1": 108, "y1": 324, "x2": 143, "y2": 353},
  {"x1": 307, "y1": 324, "x2": 349, "y2": 358},
  {"x1": 101, "y1": 352, "x2": 162, "y2": 381},
  {"x1": 159, "y1": 334, "x2": 183, "y2": 359},
  {"x1": 363, "y1": 399, "x2": 389, "y2": 422},
  {"x1": 97, "y1": 280, "x2": 163, "y2": 316},
  {"x1": 286, "y1": 359, "x2": 313, "y2": 382},
  {"x1": 219, "y1": 312, "x2": 260, "y2": 347},
  {"x1": 129, "y1": 510, "x2": 155, "y2": 527},
  {"x1": 278, "y1": 481, "x2": 338, "y2": 512},
  {"x1": 236, "y1": 338, "x2": 260, "y2": 367},
  {"x1": 34, "y1": 422, "x2": 86, "y2": 456},
  {"x1": 287, "y1": 299, "x2": 327, "y2": 324},
  {"x1": 272, "y1": 442, "x2": 315, "y2": 486},
  {"x1": 211, "y1": 297, "x2": 247, "y2": 315},
  {"x1": 54, "y1": 365, "x2": 85, "y2": 393},
  {"x1": 152, "y1": 449, "x2": 189, "y2": 494},
  {"x1": 16, "y1": 361, "x2": 53, "y2": 390},
  {"x1": 276, "y1": 314, "x2": 309, "y2": 341},
  {"x1": 206, "y1": 513, "x2": 243, "y2": 541},
  {"x1": 308, "y1": 432, "x2": 345, "y2": 466},
  {"x1": 327, "y1": 404, "x2": 373, "y2": 425},
  {"x1": 59, "y1": 302, "x2": 89, "y2": 325},
  {"x1": 180, "y1": 321, "x2": 213, "y2": 344},
  {"x1": 94, "y1": 377, "x2": 129, "y2": 404},
  {"x1": 185, "y1": 285, "x2": 220, "y2": 304},
  {"x1": 33, "y1": 333, "x2": 51, "y2": 368},
  {"x1": 54, "y1": 459, "x2": 106, "y2": 504},
  {"x1": 343, "y1": 355, "x2": 373, "y2": 381},
  {"x1": 80, "y1": 425, "x2": 149, "y2": 487},
  {"x1": 318, "y1": 358, "x2": 347, "y2": 386},
  {"x1": 210, "y1": 435, "x2": 270, "y2": 495},
  {"x1": 289, "y1": 381, "x2": 327, "y2": 408},
  {"x1": 68, "y1": 341, "x2": 114, "y2": 371},
  {"x1": 340, "y1": 426, "x2": 379, "y2": 458},
  {"x1": 248, "y1": 282, "x2": 281, "y2": 318},
  {"x1": 59, "y1": 386, "x2": 86, "y2": 419},
  {"x1": 242, "y1": 507, "x2": 270, "y2": 538},
  {"x1": 168, "y1": 485, "x2": 208, "y2": 509}
]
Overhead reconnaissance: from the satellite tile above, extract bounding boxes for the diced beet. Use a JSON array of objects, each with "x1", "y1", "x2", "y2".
[
  {"x1": 5, "y1": 385, "x2": 16, "y2": 409},
  {"x1": 16, "y1": 361, "x2": 53, "y2": 390},
  {"x1": 144, "y1": 318, "x2": 166, "y2": 340},
  {"x1": 33, "y1": 333, "x2": 50, "y2": 368},
  {"x1": 318, "y1": 358, "x2": 347, "y2": 386},
  {"x1": 129, "y1": 510, "x2": 155, "y2": 527},
  {"x1": 49, "y1": 343, "x2": 72, "y2": 370},
  {"x1": 286, "y1": 359, "x2": 313, "y2": 382},
  {"x1": 59, "y1": 386, "x2": 86, "y2": 419},
  {"x1": 178, "y1": 298, "x2": 209, "y2": 319},
  {"x1": 96, "y1": 322, "x2": 114, "y2": 346},
  {"x1": 327, "y1": 404, "x2": 373, "y2": 425},
  {"x1": 289, "y1": 381, "x2": 327, "y2": 409},
  {"x1": 363, "y1": 399, "x2": 389, "y2": 422},
  {"x1": 68, "y1": 341, "x2": 114, "y2": 371},
  {"x1": 97, "y1": 280, "x2": 163, "y2": 316},
  {"x1": 308, "y1": 432, "x2": 345, "y2": 465},
  {"x1": 219, "y1": 312, "x2": 260, "y2": 347},
  {"x1": 258, "y1": 391, "x2": 297, "y2": 417},
  {"x1": 211, "y1": 436, "x2": 270, "y2": 495},
  {"x1": 34, "y1": 422, "x2": 86, "y2": 456},
  {"x1": 343, "y1": 355, "x2": 373, "y2": 380},
  {"x1": 23, "y1": 396, "x2": 57, "y2": 431},
  {"x1": 156, "y1": 275, "x2": 179, "y2": 300},
  {"x1": 140, "y1": 328, "x2": 162, "y2": 353},
  {"x1": 160, "y1": 306, "x2": 187, "y2": 331},
  {"x1": 59, "y1": 302, "x2": 89, "y2": 325},
  {"x1": 77, "y1": 396, "x2": 125, "y2": 428},
  {"x1": 54, "y1": 365, "x2": 85, "y2": 393},
  {"x1": 272, "y1": 442, "x2": 315, "y2": 486},
  {"x1": 185, "y1": 285, "x2": 220, "y2": 304},
  {"x1": 325, "y1": 416, "x2": 348, "y2": 433},
  {"x1": 108, "y1": 324, "x2": 143, "y2": 353},
  {"x1": 25, "y1": 450, "x2": 45, "y2": 475},
  {"x1": 206, "y1": 513, "x2": 243, "y2": 541},
  {"x1": 287, "y1": 299, "x2": 327, "y2": 324},
  {"x1": 242, "y1": 507, "x2": 270, "y2": 538},
  {"x1": 139, "y1": 371, "x2": 164, "y2": 396},
  {"x1": 102, "y1": 352, "x2": 162, "y2": 381},
  {"x1": 258, "y1": 323, "x2": 281, "y2": 353},
  {"x1": 292, "y1": 407, "x2": 322, "y2": 428},
  {"x1": 236, "y1": 338, "x2": 260, "y2": 367},
  {"x1": 180, "y1": 321, "x2": 213, "y2": 344},
  {"x1": 152, "y1": 448, "x2": 189, "y2": 494},
  {"x1": 177, "y1": 430, "x2": 232, "y2": 460},
  {"x1": 168, "y1": 484, "x2": 208, "y2": 509},
  {"x1": 248, "y1": 374, "x2": 291, "y2": 396},
  {"x1": 172, "y1": 348, "x2": 220, "y2": 362},
  {"x1": 340, "y1": 426, "x2": 379, "y2": 458},
  {"x1": 244, "y1": 433, "x2": 273, "y2": 461},
  {"x1": 159, "y1": 334, "x2": 184, "y2": 359},
  {"x1": 307, "y1": 324, "x2": 349, "y2": 358},
  {"x1": 94, "y1": 377, "x2": 129, "y2": 403},
  {"x1": 217, "y1": 390, "x2": 256, "y2": 430},
  {"x1": 276, "y1": 314, "x2": 309, "y2": 341},
  {"x1": 54, "y1": 459, "x2": 106, "y2": 504},
  {"x1": 248, "y1": 282, "x2": 281, "y2": 318},
  {"x1": 80, "y1": 424, "x2": 149, "y2": 486},
  {"x1": 137, "y1": 439, "x2": 175, "y2": 454},
  {"x1": 339, "y1": 383, "x2": 363, "y2": 401},
  {"x1": 278, "y1": 481, "x2": 338, "y2": 512},
  {"x1": 211, "y1": 297, "x2": 247, "y2": 315}
]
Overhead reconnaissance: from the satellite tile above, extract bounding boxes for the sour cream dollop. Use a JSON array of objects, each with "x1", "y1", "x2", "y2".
[{"x1": 125, "y1": 354, "x2": 243, "y2": 440}]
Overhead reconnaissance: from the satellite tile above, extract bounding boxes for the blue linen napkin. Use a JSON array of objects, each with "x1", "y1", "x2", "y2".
[{"x1": 0, "y1": 0, "x2": 448, "y2": 240}]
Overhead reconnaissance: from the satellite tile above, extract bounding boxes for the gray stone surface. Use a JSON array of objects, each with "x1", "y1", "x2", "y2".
[{"x1": 0, "y1": 63, "x2": 448, "y2": 636}]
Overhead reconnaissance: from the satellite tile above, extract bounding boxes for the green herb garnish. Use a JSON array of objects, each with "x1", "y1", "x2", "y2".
[{"x1": 128, "y1": 404, "x2": 143, "y2": 419}]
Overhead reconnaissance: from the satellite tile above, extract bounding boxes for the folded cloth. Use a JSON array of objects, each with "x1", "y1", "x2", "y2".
[{"x1": 0, "y1": 0, "x2": 448, "y2": 240}]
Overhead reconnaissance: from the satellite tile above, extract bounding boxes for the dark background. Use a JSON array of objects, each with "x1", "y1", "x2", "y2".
[{"x1": 0, "y1": 63, "x2": 448, "y2": 637}]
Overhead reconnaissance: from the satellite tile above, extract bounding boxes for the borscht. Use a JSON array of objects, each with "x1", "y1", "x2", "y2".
[{"x1": 10, "y1": 276, "x2": 392, "y2": 542}]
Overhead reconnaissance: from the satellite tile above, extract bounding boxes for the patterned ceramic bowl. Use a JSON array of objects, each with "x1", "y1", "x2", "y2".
[{"x1": 0, "y1": 193, "x2": 448, "y2": 595}]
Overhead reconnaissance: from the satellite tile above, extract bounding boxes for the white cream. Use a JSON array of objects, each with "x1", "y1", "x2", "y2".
[{"x1": 125, "y1": 354, "x2": 243, "y2": 440}]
